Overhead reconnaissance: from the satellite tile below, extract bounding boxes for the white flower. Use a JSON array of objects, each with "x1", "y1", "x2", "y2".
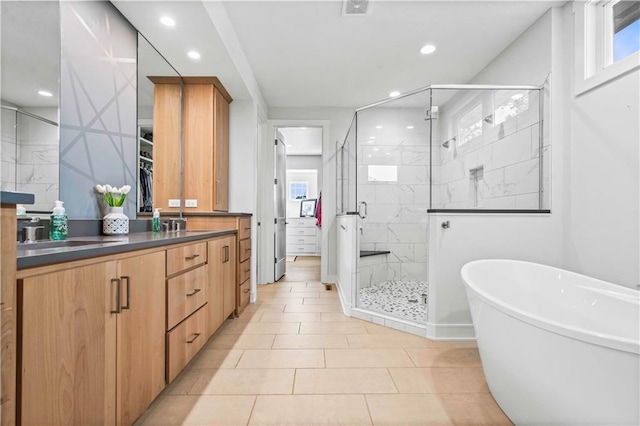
[
  {"x1": 95, "y1": 184, "x2": 105, "y2": 194},
  {"x1": 105, "y1": 184, "x2": 113, "y2": 193},
  {"x1": 120, "y1": 185, "x2": 131, "y2": 195}
]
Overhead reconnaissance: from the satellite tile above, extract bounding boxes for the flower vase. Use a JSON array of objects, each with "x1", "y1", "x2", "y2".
[{"x1": 103, "y1": 206, "x2": 129, "y2": 235}]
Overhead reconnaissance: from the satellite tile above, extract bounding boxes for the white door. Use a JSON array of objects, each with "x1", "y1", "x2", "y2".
[{"x1": 274, "y1": 131, "x2": 287, "y2": 281}]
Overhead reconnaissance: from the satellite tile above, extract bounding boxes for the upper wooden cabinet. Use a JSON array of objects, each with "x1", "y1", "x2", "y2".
[{"x1": 150, "y1": 76, "x2": 232, "y2": 212}]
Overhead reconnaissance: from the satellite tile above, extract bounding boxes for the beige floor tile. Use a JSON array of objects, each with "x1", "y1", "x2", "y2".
[
  {"x1": 406, "y1": 347, "x2": 482, "y2": 368},
  {"x1": 258, "y1": 285, "x2": 293, "y2": 292},
  {"x1": 347, "y1": 333, "x2": 433, "y2": 348},
  {"x1": 300, "y1": 322, "x2": 369, "y2": 334},
  {"x1": 365, "y1": 394, "x2": 451, "y2": 425},
  {"x1": 234, "y1": 311, "x2": 264, "y2": 322},
  {"x1": 439, "y1": 393, "x2": 513, "y2": 425},
  {"x1": 291, "y1": 284, "x2": 328, "y2": 292},
  {"x1": 303, "y1": 298, "x2": 342, "y2": 305},
  {"x1": 236, "y1": 349, "x2": 325, "y2": 368},
  {"x1": 205, "y1": 333, "x2": 275, "y2": 349},
  {"x1": 189, "y1": 368, "x2": 295, "y2": 395},
  {"x1": 254, "y1": 297, "x2": 303, "y2": 305},
  {"x1": 262, "y1": 292, "x2": 320, "y2": 299},
  {"x1": 163, "y1": 368, "x2": 204, "y2": 395},
  {"x1": 294, "y1": 368, "x2": 398, "y2": 394},
  {"x1": 272, "y1": 334, "x2": 349, "y2": 349},
  {"x1": 188, "y1": 349, "x2": 244, "y2": 368},
  {"x1": 388, "y1": 367, "x2": 489, "y2": 393},
  {"x1": 318, "y1": 291, "x2": 339, "y2": 298},
  {"x1": 320, "y1": 313, "x2": 355, "y2": 322},
  {"x1": 325, "y1": 349, "x2": 414, "y2": 368},
  {"x1": 260, "y1": 312, "x2": 322, "y2": 322},
  {"x1": 223, "y1": 322, "x2": 300, "y2": 335},
  {"x1": 245, "y1": 304, "x2": 287, "y2": 313},
  {"x1": 136, "y1": 395, "x2": 255, "y2": 425},
  {"x1": 364, "y1": 323, "x2": 408, "y2": 334},
  {"x1": 249, "y1": 395, "x2": 371, "y2": 425},
  {"x1": 284, "y1": 304, "x2": 343, "y2": 313}
]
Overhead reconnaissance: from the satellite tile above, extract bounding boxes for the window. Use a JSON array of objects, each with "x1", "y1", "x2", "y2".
[
  {"x1": 494, "y1": 90, "x2": 530, "y2": 125},
  {"x1": 612, "y1": 1, "x2": 640, "y2": 62},
  {"x1": 289, "y1": 181, "x2": 308, "y2": 200},
  {"x1": 458, "y1": 104, "x2": 483, "y2": 145},
  {"x1": 367, "y1": 165, "x2": 397, "y2": 182}
]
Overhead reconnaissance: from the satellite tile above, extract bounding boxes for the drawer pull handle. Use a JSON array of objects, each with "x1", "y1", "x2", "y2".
[
  {"x1": 244, "y1": 268, "x2": 250, "y2": 273},
  {"x1": 243, "y1": 288, "x2": 250, "y2": 293},
  {"x1": 110, "y1": 278, "x2": 121, "y2": 314},
  {"x1": 121, "y1": 276, "x2": 131, "y2": 310},
  {"x1": 185, "y1": 254, "x2": 200, "y2": 261},
  {"x1": 298, "y1": 239, "x2": 304, "y2": 242},
  {"x1": 243, "y1": 226, "x2": 251, "y2": 230},
  {"x1": 186, "y1": 333, "x2": 201, "y2": 344},
  {"x1": 186, "y1": 288, "x2": 201, "y2": 297}
]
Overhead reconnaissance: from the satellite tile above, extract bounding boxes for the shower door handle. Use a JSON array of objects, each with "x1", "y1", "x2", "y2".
[
  {"x1": 358, "y1": 201, "x2": 368, "y2": 219},
  {"x1": 441, "y1": 221, "x2": 450, "y2": 229}
]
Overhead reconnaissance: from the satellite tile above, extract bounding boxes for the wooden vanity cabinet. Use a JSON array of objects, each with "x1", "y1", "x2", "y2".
[
  {"x1": 150, "y1": 76, "x2": 232, "y2": 212},
  {"x1": 19, "y1": 251, "x2": 166, "y2": 425}
]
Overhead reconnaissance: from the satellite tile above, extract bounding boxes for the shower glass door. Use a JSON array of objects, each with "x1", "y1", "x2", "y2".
[{"x1": 354, "y1": 90, "x2": 431, "y2": 326}]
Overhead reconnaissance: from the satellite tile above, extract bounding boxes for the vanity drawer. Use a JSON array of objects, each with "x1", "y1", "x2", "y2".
[
  {"x1": 238, "y1": 217, "x2": 251, "y2": 240},
  {"x1": 167, "y1": 306, "x2": 206, "y2": 383},
  {"x1": 167, "y1": 265, "x2": 207, "y2": 330},
  {"x1": 239, "y1": 238, "x2": 251, "y2": 262},
  {"x1": 166, "y1": 242, "x2": 207, "y2": 276},
  {"x1": 239, "y1": 259, "x2": 251, "y2": 284},
  {"x1": 287, "y1": 235, "x2": 316, "y2": 245},
  {"x1": 238, "y1": 279, "x2": 250, "y2": 312},
  {"x1": 287, "y1": 218, "x2": 316, "y2": 227}
]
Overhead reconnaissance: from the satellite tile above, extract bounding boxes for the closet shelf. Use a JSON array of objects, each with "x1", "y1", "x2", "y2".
[
  {"x1": 140, "y1": 156, "x2": 153, "y2": 164},
  {"x1": 139, "y1": 137, "x2": 153, "y2": 146}
]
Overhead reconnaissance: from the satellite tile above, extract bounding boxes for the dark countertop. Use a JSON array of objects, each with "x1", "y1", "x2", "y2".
[
  {"x1": 1, "y1": 191, "x2": 34, "y2": 206},
  {"x1": 17, "y1": 230, "x2": 236, "y2": 270},
  {"x1": 138, "y1": 211, "x2": 252, "y2": 217},
  {"x1": 360, "y1": 250, "x2": 391, "y2": 258}
]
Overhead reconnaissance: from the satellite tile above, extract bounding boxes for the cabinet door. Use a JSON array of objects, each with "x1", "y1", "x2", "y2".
[
  {"x1": 20, "y1": 261, "x2": 118, "y2": 425},
  {"x1": 206, "y1": 239, "x2": 224, "y2": 337},
  {"x1": 213, "y1": 88, "x2": 229, "y2": 211},
  {"x1": 222, "y1": 236, "x2": 237, "y2": 318},
  {"x1": 116, "y1": 251, "x2": 166, "y2": 425}
]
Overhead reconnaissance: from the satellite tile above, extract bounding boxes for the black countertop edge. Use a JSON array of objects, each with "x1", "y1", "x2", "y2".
[
  {"x1": 138, "y1": 212, "x2": 253, "y2": 217},
  {"x1": 427, "y1": 209, "x2": 551, "y2": 214},
  {"x1": 360, "y1": 250, "x2": 391, "y2": 258},
  {"x1": 0, "y1": 191, "x2": 34, "y2": 206},
  {"x1": 17, "y1": 229, "x2": 236, "y2": 270}
]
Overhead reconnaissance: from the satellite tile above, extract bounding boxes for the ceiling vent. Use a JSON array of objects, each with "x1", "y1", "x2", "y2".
[{"x1": 343, "y1": 0, "x2": 370, "y2": 16}]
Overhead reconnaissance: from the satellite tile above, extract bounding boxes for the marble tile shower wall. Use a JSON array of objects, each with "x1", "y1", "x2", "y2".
[
  {"x1": 356, "y1": 108, "x2": 430, "y2": 288},
  {"x1": 433, "y1": 90, "x2": 547, "y2": 209},
  {"x1": 1, "y1": 109, "x2": 59, "y2": 211}
]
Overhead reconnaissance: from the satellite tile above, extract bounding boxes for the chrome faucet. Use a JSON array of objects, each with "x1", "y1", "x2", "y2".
[
  {"x1": 164, "y1": 217, "x2": 187, "y2": 232},
  {"x1": 21, "y1": 217, "x2": 44, "y2": 243}
]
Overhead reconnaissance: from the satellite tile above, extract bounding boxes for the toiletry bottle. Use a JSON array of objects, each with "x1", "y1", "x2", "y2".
[
  {"x1": 50, "y1": 200, "x2": 68, "y2": 241},
  {"x1": 153, "y1": 208, "x2": 161, "y2": 233},
  {"x1": 16, "y1": 204, "x2": 26, "y2": 218}
]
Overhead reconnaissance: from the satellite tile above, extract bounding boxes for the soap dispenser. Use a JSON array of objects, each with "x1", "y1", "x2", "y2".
[
  {"x1": 152, "y1": 208, "x2": 161, "y2": 233},
  {"x1": 50, "y1": 200, "x2": 68, "y2": 241}
]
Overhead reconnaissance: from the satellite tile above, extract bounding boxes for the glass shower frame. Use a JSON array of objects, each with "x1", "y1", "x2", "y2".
[{"x1": 336, "y1": 84, "x2": 546, "y2": 328}]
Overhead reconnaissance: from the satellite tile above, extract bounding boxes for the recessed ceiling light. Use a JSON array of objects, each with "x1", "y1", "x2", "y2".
[
  {"x1": 389, "y1": 91, "x2": 401, "y2": 97},
  {"x1": 187, "y1": 50, "x2": 201, "y2": 60},
  {"x1": 286, "y1": 144, "x2": 292, "y2": 147},
  {"x1": 369, "y1": 136, "x2": 376, "y2": 139},
  {"x1": 160, "y1": 16, "x2": 175, "y2": 27},
  {"x1": 373, "y1": 148, "x2": 379, "y2": 152},
  {"x1": 385, "y1": 152, "x2": 391, "y2": 155},
  {"x1": 367, "y1": 140, "x2": 374, "y2": 144},
  {"x1": 37, "y1": 90, "x2": 53, "y2": 97},
  {"x1": 376, "y1": 125, "x2": 383, "y2": 129},
  {"x1": 406, "y1": 126, "x2": 414, "y2": 130},
  {"x1": 420, "y1": 44, "x2": 436, "y2": 55}
]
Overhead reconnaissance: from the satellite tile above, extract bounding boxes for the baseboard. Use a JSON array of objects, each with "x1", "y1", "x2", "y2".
[
  {"x1": 425, "y1": 322, "x2": 476, "y2": 340},
  {"x1": 351, "y1": 308, "x2": 427, "y2": 337},
  {"x1": 334, "y1": 276, "x2": 352, "y2": 316}
]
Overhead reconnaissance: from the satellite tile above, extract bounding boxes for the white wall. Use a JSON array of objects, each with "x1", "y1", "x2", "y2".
[
  {"x1": 286, "y1": 154, "x2": 322, "y2": 217},
  {"x1": 561, "y1": 3, "x2": 639, "y2": 288},
  {"x1": 229, "y1": 99, "x2": 259, "y2": 300}
]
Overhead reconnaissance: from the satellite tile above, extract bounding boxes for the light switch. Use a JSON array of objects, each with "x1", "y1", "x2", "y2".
[
  {"x1": 168, "y1": 199, "x2": 180, "y2": 207},
  {"x1": 185, "y1": 199, "x2": 198, "y2": 208}
]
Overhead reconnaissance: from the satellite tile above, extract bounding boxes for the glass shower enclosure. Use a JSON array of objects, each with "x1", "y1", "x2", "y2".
[{"x1": 336, "y1": 85, "x2": 546, "y2": 332}]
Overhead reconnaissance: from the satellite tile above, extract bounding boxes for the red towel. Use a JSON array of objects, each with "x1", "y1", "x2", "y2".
[{"x1": 315, "y1": 192, "x2": 322, "y2": 227}]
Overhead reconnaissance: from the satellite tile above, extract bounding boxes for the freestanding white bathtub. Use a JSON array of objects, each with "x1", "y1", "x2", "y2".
[{"x1": 461, "y1": 259, "x2": 640, "y2": 426}]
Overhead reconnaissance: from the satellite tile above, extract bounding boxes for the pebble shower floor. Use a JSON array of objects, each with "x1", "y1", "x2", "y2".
[{"x1": 358, "y1": 280, "x2": 428, "y2": 323}]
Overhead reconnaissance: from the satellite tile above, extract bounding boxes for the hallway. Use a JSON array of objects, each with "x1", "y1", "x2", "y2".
[{"x1": 136, "y1": 257, "x2": 510, "y2": 425}]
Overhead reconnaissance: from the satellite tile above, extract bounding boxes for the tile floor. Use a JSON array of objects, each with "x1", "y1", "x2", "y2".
[{"x1": 136, "y1": 256, "x2": 512, "y2": 425}]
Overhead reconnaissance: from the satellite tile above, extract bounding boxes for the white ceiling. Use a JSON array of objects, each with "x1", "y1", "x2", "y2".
[
  {"x1": 2, "y1": 1, "x2": 560, "y2": 112},
  {"x1": 279, "y1": 126, "x2": 323, "y2": 155}
]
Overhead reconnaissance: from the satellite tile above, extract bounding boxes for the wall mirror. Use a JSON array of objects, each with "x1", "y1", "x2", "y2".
[
  {"x1": 1, "y1": 0, "x2": 60, "y2": 212},
  {"x1": 136, "y1": 33, "x2": 182, "y2": 216}
]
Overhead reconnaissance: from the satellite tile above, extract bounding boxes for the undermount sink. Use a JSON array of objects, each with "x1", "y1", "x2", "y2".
[{"x1": 17, "y1": 239, "x2": 124, "y2": 250}]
